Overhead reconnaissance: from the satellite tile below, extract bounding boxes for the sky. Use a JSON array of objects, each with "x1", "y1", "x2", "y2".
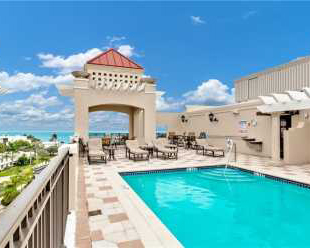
[{"x1": 0, "y1": 2, "x2": 310, "y2": 131}]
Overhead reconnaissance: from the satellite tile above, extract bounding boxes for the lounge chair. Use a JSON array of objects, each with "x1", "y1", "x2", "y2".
[
  {"x1": 152, "y1": 140, "x2": 178, "y2": 160},
  {"x1": 125, "y1": 140, "x2": 149, "y2": 161},
  {"x1": 156, "y1": 138, "x2": 178, "y2": 151},
  {"x1": 195, "y1": 139, "x2": 225, "y2": 157},
  {"x1": 87, "y1": 138, "x2": 108, "y2": 164}
]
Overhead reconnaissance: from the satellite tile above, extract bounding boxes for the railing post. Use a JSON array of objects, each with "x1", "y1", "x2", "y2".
[{"x1": 0, "y1": 148, "x2": 71, "y2": 248}]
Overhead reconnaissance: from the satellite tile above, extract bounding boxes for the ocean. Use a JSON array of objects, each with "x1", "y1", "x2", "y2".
[
  {"x1": 0, "y1": 130, "x2": 166, "y2": 143},
  {"x1": 0, "y1": 131, "x2": 128, "y2": 143}
]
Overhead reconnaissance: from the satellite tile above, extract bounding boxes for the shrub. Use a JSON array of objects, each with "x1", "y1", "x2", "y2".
[
  {"x1": 46, "y1": 146, "x2": 58, "y2": 156},
  {"x1": 16, "y1": 155, "x2": 30, "y2": 166},
  {"x1": 1, "y1": 186, "x2": 20, "y2": 206}
]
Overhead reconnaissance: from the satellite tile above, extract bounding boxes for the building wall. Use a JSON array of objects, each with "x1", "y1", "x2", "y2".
[
  {"x1": 235, "y1": 57, "x2": 310, "y2": 102},
  {"x1": 72, "y1": 77, "x2": 156, "y2": 143},
  {"x1": 158, "y1": 100, "x2": 274, "y2": 157},
  {"x1": 85, "y1": 64, "x2": 144, "y2": 89},
  {"x1": 157, "y1": 103, "x2": 310, "y2": 163}
]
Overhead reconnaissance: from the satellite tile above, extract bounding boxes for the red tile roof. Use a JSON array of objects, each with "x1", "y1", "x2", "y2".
[{"x1": 87, "y1": 48, "x2": 143, "y2": 70}]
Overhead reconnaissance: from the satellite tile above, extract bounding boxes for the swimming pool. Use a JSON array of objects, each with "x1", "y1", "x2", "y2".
[{"x1": 123, "y1": 167, "x2": 310, "y2": 247}]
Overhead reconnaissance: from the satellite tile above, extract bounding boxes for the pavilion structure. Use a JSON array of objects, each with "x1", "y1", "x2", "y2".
[{"x1": 57, "y1": 48, "x2": 157, "y2": 143}]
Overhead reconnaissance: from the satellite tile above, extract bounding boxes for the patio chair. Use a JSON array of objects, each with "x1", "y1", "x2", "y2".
[
  {"x1": 195, "y1": 139, "x2": 225, "y2": 157},
  {"x1": 87, "y1": 138, "x2": 108, "y2": 164},
  {"x1": 125, "y1": 140, "x2": 149, "y2": 161},
  {"x1": 156, "y1": 138, "x2": 178, "y2": 151},
  {"x1": 152, "y1": 140, "x2": 178, "y2": 160}
]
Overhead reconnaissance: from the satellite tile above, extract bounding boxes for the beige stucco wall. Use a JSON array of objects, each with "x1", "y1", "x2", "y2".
[
  {"x1": 156, "y1": 112, "x2": 182, "y2": 133},
  {"x1": 157, "y1": 102, "x2": 310, "y2": 164},
  {"x1": 284, "y1": 121, "x2": 310, "y2": 164},
  {"x1": 157, "y1": 100, "x2": 273, "y2": 157},
  {"x1": 72, "y1": 78, "x2": 156, "y2": 143}
]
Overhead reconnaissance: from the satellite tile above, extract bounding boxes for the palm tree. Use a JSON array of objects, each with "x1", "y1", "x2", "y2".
[{"x1": 50, "y1": 133, "x2": 58, "y2": 142}]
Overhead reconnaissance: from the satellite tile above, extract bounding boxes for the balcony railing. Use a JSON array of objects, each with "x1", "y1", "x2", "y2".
[{"x1": 0, "y1": 147, "x2": 70, "y2": 248}]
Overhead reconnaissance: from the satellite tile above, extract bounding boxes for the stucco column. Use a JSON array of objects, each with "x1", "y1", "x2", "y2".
[
  {"x1": 144, "y1": 105, "x2": 156, "y2": 143},
  {"x1": 133, "y1": 108, "x2": 144, "y2": 144},
  {"x1": 271, "y1": 113, "x2": 280, "y2": 161},
  {"x1": 74, "y1": 79, "x2": 89, "y2": 141},
  {"x1": 129, "y1": 110, "x2": 134, "y2": 139},
  {"x1": 74, "y1": 101, "x2": 89, "y2": 140}
]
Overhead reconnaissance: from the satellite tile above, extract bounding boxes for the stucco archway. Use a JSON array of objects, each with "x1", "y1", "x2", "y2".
[
  {"x1": 88, "y1": 104, "x2": 145, "y2": 142},
  {"x1": 57, "y1": 48, "x2": 157, "y2": 143}
]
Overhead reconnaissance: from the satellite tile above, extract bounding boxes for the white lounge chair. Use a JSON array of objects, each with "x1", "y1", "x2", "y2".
[
  {"x1": 87, "y1": 138, "x2": 108, "y2": 163},
  {"x1": 195, "y1": 139, "x2": 224, "y2": 157},
  {"x1": 152, "y1": 140, "x2": 178, "y2": 160},
  {"x1": 125, "y1": 140, "x2": 149, "y2": 161},
  {"x1": 156, "y1": 138, "x2": 178, "y2": 151}
]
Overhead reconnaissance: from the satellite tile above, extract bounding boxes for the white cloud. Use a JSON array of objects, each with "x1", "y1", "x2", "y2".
[
  {"x1": 156, "y1": 80, "x2": 234, "y2": 111},
  {"x1": 38, "y1": 48, "x2": 102, "y2": 74},
  {"x1": 106, "y1": 36, "x2": 126, "y2": 47},
  {"x1": 242, "y1": 10, "x2": 258, "y2": 20},
  {"x1": 0, "y1": 71, "x2": 73, "y2": 92},
  {"x1": 191, "y1": 16, "x2": 205, "y2": 25},
  {"x1": 18, "y1": 91, "x2": 61, "y2": 108},
  {"x1": 38, "y1": 43, "x2": 138, "y2": 74},
  {"x1": 117, "y1": 45, "x2": 135, "y2": 57},
  {"x1": 89, "y1": 111, "x2": 129, "y2": 131},
  {"x1": 156, "y1": 91, "x2": 182, "y2": 111},
  {"x1": 0, "y1": 92, "x2": 74, "y2": 129},
  {"x1": 183, "y1": 79, "x2": 234, "y2": 105}
]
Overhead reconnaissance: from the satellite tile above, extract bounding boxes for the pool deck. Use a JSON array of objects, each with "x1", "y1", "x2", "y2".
[{"x1": 75, "y1": 147, "x2": 310, "y2": 248}]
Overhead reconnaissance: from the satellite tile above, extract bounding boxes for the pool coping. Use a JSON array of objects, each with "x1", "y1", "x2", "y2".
[
  {"x1": 120, "y1": 164, "x2": 310, "y2": 189},
  {"x1": 105, "y1": 168, "x2": 184, "y2": 248}
]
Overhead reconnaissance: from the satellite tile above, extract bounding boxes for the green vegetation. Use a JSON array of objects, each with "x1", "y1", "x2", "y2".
[
  {"x1": 16, "y1": 155, "x2": 30, "y2": 166},
  {"x1": 0, "y1": 167, "x2": 34, "y2": 206},
  {"x1": 1, "y1": 187, "x2": 20, "y2": 206},
  {"x1": 46, "y1": 145, "x2": 58, "y2": 156},
  {"x1": 0, "y1": 165, "x2": 32, "y2": 177},
  {"x1": 26, "y1": 134, "x2": 40, "y2": 143},
  {"x1": 0, "y1": 138, "x2": 58, "y2": 206}
]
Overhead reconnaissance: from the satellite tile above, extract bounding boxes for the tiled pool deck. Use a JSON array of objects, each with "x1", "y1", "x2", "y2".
[{"x1": 75, "y1": 147, "x2": 310, "y2": 248}]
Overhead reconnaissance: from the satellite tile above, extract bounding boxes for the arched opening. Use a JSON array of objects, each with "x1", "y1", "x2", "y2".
[
  {"x1": 89, "y1": 111, "x2": 129, "y2": 138},
  {"x1": 88, "y1": 104, "x2": 145, "y2": 143}
]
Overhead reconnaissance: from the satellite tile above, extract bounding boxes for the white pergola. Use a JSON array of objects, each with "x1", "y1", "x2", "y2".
[{"x1": 257, "y1": 87, "x2": 310, "y2": 113}]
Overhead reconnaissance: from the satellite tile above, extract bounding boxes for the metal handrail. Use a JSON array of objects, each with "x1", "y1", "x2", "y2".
[{"x1": 0, "y1": 147, "x2": 70, "y2": 247}]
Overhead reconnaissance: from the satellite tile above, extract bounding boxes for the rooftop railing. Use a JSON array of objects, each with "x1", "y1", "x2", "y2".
[{"x1": 0, "y1": 147, "x2": 70, "y2": 248}]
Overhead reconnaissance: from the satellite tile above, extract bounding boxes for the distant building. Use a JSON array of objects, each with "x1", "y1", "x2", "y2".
[
  {"x1": 235, "y1": 56, "x2": 310, "y2": 102},
  {"x1": 0, "y1": 135, "x2": 29, "y2": 145},
  {"x1": 158, "y1": 56, "x2": 310, "y2": 165}
]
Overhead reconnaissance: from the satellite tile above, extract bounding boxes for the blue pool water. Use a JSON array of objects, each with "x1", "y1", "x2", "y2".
[{"x1": 123, "y1": 168, "x2": 310, "y2": 248}]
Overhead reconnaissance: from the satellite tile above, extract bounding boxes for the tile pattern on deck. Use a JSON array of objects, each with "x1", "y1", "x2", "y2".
[
  {"x1": 82, "y1": 156, "x2": 143, "y2": 248},
  {"x1": 76, "y1": 146, "x2": 310, "y2": 248}
]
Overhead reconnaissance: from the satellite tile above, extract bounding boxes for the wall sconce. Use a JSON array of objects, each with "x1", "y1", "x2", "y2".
[
  {"x1": 209, "y1": 112, "x2": 218, "y2": 122},
  {"x1": 181, "y1": 115, "x2": 188, "y2": 123}
]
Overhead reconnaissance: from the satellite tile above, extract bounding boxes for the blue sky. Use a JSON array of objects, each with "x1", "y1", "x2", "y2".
[{"x1": 1, "y1": 2, "x2": 310, "y2": 131}]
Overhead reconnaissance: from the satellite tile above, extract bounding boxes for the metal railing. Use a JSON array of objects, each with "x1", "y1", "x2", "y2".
[{"x1": 0, "y1": 147, "x2": 70, "y2": 248}]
